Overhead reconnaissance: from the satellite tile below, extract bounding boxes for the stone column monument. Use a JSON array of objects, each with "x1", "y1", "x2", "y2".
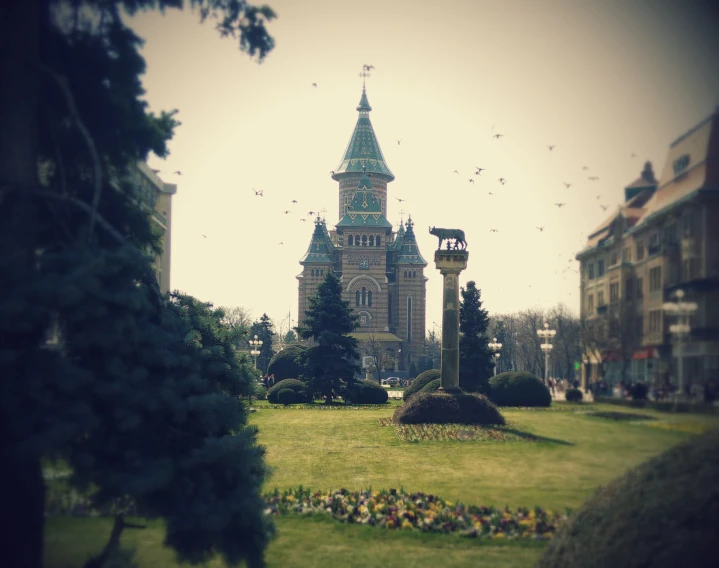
[{"x1": 429, "y1": 227, "x2": 469, "y2": 394}]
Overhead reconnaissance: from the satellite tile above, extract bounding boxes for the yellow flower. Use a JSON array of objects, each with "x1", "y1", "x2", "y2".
[
  {"x1": 445, "y1": 501, "x2": 454, "y2": 507},
  {"x1": 402, "y1": 520, "x2": 414, "y2": 529},
  {"x1": 492, "y1": 532, "x2": 505, "y2": 539},
  {"x1": 386, "y1": 520, "x2": 395, "y2": 528}
]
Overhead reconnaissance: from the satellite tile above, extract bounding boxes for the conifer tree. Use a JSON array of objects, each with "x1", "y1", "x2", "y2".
[
  {"x1": 297, "y1": 272, "x2": 361, "y2": 404},
  {"x1": 459, "y1": 281, "x2": 494, "y2": 393},
  {"x1": 0, "y1": 1, "x2": 276, "y2": 566},
  {"x1": 250, "y1": 313, "x2": 275, "y2": 373}
]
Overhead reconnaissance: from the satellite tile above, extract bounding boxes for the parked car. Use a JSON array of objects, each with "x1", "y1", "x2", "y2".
[{"x1": 384, "y1": 377, "x2": 400, "y2": 387}]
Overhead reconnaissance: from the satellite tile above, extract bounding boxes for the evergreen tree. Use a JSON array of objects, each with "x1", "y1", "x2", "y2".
[
  {"x1": 250, "y1": 313, "x2": 274, "y2": 373},
  {"x1": 459, "y1": 281, "x2": 494, "y2": 394},
  {"x1": 297, "y1": 273, "x2": 361, "y2": 404},
  {"x1": 0, "y1": 1, "x2": 276, "y2": 566}
]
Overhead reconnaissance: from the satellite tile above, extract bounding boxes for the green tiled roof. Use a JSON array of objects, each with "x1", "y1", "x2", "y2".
[
  {"x1": 299, "y1": 217, "x2": 336, "y2": 264},
  {"x1": 389, "y1": 222, "x2": 405, "y2": 251},
  {"x1": 332, "y1": 88, "x2": 395, "y2": 181},
  {"x1": 336, "y1": 172, "x2": 393, "y2": 228},
  {"x1": 396, "y1": 217, "x2": 427, "y2": 266}
]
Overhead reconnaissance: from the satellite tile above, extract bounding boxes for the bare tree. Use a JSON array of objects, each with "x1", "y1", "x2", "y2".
[
  {"x1": 360, "y1": 330, "x2": 395, "y2": 382},
  {"x1": 607, "y1": 299, "x2": 641, "y2": 384},
  {"x1": 547, "y1": 304, "x2": 581, "y2": 380},
  {"x1": 220, "y1": 305, "x2": 253, "y2": 348}
]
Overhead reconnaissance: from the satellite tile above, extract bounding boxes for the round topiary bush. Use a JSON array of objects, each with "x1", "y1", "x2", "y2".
[
  {"x1": 344, "y1": 380, "x2": 389, "y2": 404},
  {"x1": 394, "y1": 391, "x2": 505, "y2": 425},
  {"x1": 537, "y1": 427, "x2": 719, "y2": 568},
  {"x1": 630, "y1": 382, "x2": 649, "y2": 400},
  {"x1": 404, "y1": 369, "x2": 441, "y2": 401},
  {"x1": 488, "y1": 371, "x2": 551, "y2": 407},
  {"x1": 267, "y1": 379, "x2": 308, "y2": 404},
  {"x1": 253, "y1": 383, "x2": 268, "y2": 401},
  {"x1": 277, "y1": 388, "x2": 296, "y2": 406},
  {"x1": 420, "y1": 378, "x2": 441, "y2": 394},
  {"x1": 267, "y1": 345, "x2": 307, "y2": 382},
  {"x1": 565, "y1": 388, "x2": 583, "y2": 403}
]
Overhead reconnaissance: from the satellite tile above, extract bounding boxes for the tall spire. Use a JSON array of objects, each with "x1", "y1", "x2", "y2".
[{"x1": 331, "y1": 66, "x2": 394, "y2": 182}]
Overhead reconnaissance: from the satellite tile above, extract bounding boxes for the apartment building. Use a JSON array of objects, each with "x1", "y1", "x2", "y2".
[{"x1": 577, "y1": 108, "x2": 719, "y2": 390}]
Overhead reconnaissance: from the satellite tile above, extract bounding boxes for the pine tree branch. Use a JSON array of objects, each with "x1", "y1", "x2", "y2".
[{"x1": 36, "y1": 61, "x2": 103, "y2": 237}]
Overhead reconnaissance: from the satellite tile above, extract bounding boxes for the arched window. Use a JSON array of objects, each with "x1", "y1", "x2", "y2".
[
  {"x1": 356, "y1": 290, "x2": 360, "y2": 306},
  {"x1": 369, "y1": 235, "x2": 374, "y2": 247},
  {"x1": 362, "y1": 235, "x2": 367, "y2": 247},
  {"x1": 348, "y1": 235, "x2": 354, "y2": 246},
  {"x1": 376, "y1": 236, "x2": 381, "y2": 247},
  {"x1": 404, "y1": 271, "x2": 407, "y2": 278},
  {"x1": 361, "y1": 286, "x2": 367, "y2": 306},
  {"x1": 407, "y1": 297, "x2": 413, "y2": 341},
  {"x1": 368, "y1": 291, "x2": 372, "y2": 306}
]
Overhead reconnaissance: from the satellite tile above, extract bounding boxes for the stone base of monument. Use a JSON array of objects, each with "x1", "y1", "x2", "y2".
[{"x1": 393, "y1": 390, "x2": 505, "y2": 425}]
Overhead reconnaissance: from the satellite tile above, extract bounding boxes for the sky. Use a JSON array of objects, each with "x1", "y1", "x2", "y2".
[{"x1": 125, "y1": 0, "x2": 719, "y2": 334}]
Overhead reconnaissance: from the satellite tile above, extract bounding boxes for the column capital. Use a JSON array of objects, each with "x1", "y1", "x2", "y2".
[{"x1": 434, "y1": 250, "x2": 469, "y2": 274}]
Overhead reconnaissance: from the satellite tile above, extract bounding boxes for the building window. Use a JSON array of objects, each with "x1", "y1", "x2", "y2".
[
  {"x1": 361, "y1": 286, "x2": 367, "y2": 306},
  {"x1": 648, "y1": 232, "x2": 660, "y2": 254},
  {"x1": 362, "y1": 235, "x2": 367, "y2": 247},
  {"x1": 588, "y1": 264, "x2": 595, "y2": 279},
  {"x1": 625, "y1": 278, "x2": 633, "y2": 299},
  {"x1": 369, "y1": 235, "x2": 374, "y2": 246},
  {"x1": 376, "y1": 236, "x2": 381, "y2": 247},
  {"x1": 683, "y1": 210, "x2": 693, "y2": 238},
  {"x1": 407, "y1": 297, "x2": 412, "y2": 342},
  {"x1": 649, "y1": 266, "x2": 662, "y2": 291},
  {"x1": 622, "y1": 247, "x2": 631, "y2": 263},
  {"x1": 665, "y1": 222, "x2": 677, "y2": 243},
  {"x1": 648, "y1": 310, "x2": 662, "y2": 333},
  {"x1": 356, "y1": 290, "x2": 360, "y2": 306},
  {"x1": 610, "y1": 252, "x2": 618, "y2": 266},
  {"x1": 368, "y1": 291, "x2": 372, "y2": 307},
  {"x1": 348, "y1": 235, "x2": 354, "y2": 246},
  {"x1": 636, "y1": 240, "x2": 644, "y2": 261},
  {"x1": 673, "y1": 154, "x2": 690, "y2": 176},
  {"x1": 597, "y1": 259, "x2": 605, "y2": 277},
  {"x1": 587, "y1": 294, "x2": 594, "y2": 313},
  {"x1": 636, "y1": 277, "x2": 644, "y2": 299},
  {"x1": 637, "y1": 316, "x2": 644, "y2": 336},
  {"x1": 597, "y1": 290, "x2": 605, "y2": 306},
  {"x1": 610, "y1": 281, "x2": 619, "y2": 303}
]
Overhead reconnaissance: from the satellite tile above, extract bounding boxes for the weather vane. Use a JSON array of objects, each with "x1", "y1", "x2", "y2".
[{"x1": 359, "y1": 64, "x2": 374, "y2": 90}]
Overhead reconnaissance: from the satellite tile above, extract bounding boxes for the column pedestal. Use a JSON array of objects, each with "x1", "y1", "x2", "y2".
[{"x1": 434, "y1": 250, "x2": 469, "y2": 394}]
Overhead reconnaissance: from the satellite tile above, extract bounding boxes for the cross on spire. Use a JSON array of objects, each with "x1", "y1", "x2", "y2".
[{"x1": 359, "y1": 64, "x2": 373, "y2": 90}]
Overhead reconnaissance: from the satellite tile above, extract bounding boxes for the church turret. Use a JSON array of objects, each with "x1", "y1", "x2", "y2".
[
  {"x1": 336, "y1": 169, "x2": 393, "y2": 231},
  {"x1": 297, "y1": 217, "x2": 337, "y2": 328},
  {"x1": 332, "y1": 71, "x2": 394, "y2": 220}
]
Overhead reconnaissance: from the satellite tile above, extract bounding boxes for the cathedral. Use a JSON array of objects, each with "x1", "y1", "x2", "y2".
[{"x1": 297, "y1": 86, "x2": 427, "y2": 372}]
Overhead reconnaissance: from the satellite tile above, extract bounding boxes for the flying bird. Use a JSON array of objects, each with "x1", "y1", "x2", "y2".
[
  {"x1": 284, "y1": 210, "x2": 291, "y2": 214},
  {"x1": 555, "y1": 203, "x2": 566, "y2": 208},
  {"x1": 475, "y1": 167, "x2": 485, "y2": 175},
  {"x1": 307, "y1": 211, "x2": 316, "y2": 216},
  {"x1": 488, "y1": 192, "x2": 493, "y2": 195},
  {"x1": 563, "y1": 182, "x2": 572, "y2": 188},
  {"x1": 536, "y1": 226, "x2": 545, "y2": 232},
  {"x1": 596, "y1": 195, "x2": 601, "y2": 199},
  {"x1": 489, "y1": 229, "x2": 498, "y2": 232},
  {"x1": 498, "y1": 178, "x2": 506, "y2": 185},
  {"x1": 493, "y1": 134, "x2": 503, "y2": 139},
  {"x1": 253, "y1": 188, "x2": 263, "y2": 196},
  {"x1": 547, "y1": 145, "x2": 555, "y2": 151},
  {"x1": 363, "y1": 64, "x2": 375, "y2": 71},
  {"x1": 631, "y1": 153, "x2": 637, "y2": 158},
  {"x1": 300, "y1": 218, "x2": 306, "y2": 222},
  {"x1": 589, "y1": 176, "x2": 599, "y2": 181},
  {"x1": 582, "y1": 166, "x2": 589, "y2": 170},
  {"x1": 201, "y1": 234, "x2": 207, "y2": 238},
  {"x1": 291, "y1": 200, "x2": 298, "y2": 204},
  {"x1": 468, "y1": 179, "x2": 475, "y2": 184},
  {"x1": 312, "y1": 83, "x2": 317, "y2": 88},
  {"x1": 173, "y1": 170, "x2": 182, "y2": 175},
  {"x1": 453, "y1": 170, "x2": 459, "y2": 174},
  {"x1": 397, "y1": 139, "x2": 402, "y2": 145},
  {"x1": 600, "y1": 205, "x2": 609, "y2": 211},
  {"x1": 395, "y1": 197, "x2": 406, "y2": 203},
  {"x1": 279, "y1": 242, "x2": 284, "y2": 245}
]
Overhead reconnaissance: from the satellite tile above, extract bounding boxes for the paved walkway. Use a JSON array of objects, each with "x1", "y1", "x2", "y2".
[{"x1": 388, "y1": 390, "x2": 596, "y2": 402}]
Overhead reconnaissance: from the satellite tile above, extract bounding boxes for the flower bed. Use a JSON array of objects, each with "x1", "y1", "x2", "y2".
[
  {"x1": 264, "y1": 487, "x2": 567, "y2": 540},
  {"x1": 377, "y1": 418, "x2": 540, "y2": 443},
  {"x1": 258, "y1": 404, "x2": 391, "y2": 410}
]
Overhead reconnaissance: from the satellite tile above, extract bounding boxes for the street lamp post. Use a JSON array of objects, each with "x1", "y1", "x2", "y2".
[
  {"x1": 662, "y1": 289, "x2": 698, "y2": 398},
  {"x1": 537, "y1": 322, "x2": 556, "y2": 384},
  {"x1": 488, "y1": 337, "x2": 502, "y2": 377},
  {"x1": 248, "y1": 334, "x2": 263, "y2": 370}
]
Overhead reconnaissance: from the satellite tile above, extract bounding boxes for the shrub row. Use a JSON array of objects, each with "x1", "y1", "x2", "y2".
[
  {"x1": 343, "y1": 380, "x2": 389, "y2": 404},
  {"x1": 267, "y1": 379, "x2": 310, "y2": 404}
]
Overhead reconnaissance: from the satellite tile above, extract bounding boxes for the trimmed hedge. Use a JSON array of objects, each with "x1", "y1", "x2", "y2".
[
  {"x1": 630, "y1": 382, "x2": 649, "y2": 400},
  {"x1": 420, "y1": 378, "x2": 441, "y2": 394},
  {"x1": 277, "y1": 388, "x2": 296, "y2": 405},
  {"x1": 595, "y1": 397, "x2": 719, "y2": 415},
  {"x1": 394, "y1": 391, "x2": 505, "y2": 425},
  {"x1": 488, "y1": 371, "x2": 551, "y2": 407},
  {"x1": 344, "y1": 380, "x2": 389, "y2": 404},
  {"x1": 565, "y1": 388, "x2": 583, "y2": 403},
  {"x1": 267, "y1": 379, "x2": 309, "y2": 404},
  {"x1": 404, "y1": 369, "x2": 441, "y2": 401},
  {"x1": 267, "y1": 345, "x2": 307, "y2": 382},
  {"x1": 537, "y1": 427, "x2": 719, "y2": 568}
]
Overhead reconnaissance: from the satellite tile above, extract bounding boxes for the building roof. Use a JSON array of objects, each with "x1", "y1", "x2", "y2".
[
  {"x1": 299, "y1": 217, "x2": 336, "y2": 264},
  {"x1": 349, "y1": 331, "x2": 403, "y2": 343},
  {"x1": 336, "y1": 171, "x2": 393, "y2": 228},
  {"x1": 395, "y1": 217, "x2": 428, "y2": 266},
  {"x1": 332, "y1": 88, "x2": 395, "y2": 182},
  {"x1": 389, "y1": 222, "x2": 405, "y2": 251}
]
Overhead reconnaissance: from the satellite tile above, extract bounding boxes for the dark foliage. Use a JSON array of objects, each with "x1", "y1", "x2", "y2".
[
  {"x1": 296, "y1": 273, "x2": 361, "y2": 404},
  {"x1": 565, "y1": 388, "x2": 584, "y2": 403},
  {"x1": 409, "y1": 362, "x2": 418, "y2": 378},
  {"x1": 403, "y1": 369, "x2": 441, "y2": 401},
  {"x1": 343, "y1": 380, "x2": 389, "y2": 405},
  {"x1": 421, "y1": 378, "x2": 442, "y2": 394},
  {"x1": 277, "y1": 389, "x2": 296, "y2": 406},
  {"x1": 537, "y1": 428, "x2": 719, "y2": 568},
  {"x1": 266, "y1": 379, "x2": 308, "y2": 404},
  {"x1": 630, "y1": 382, "x2": 649, "y2": 400},
  {"x1": 267, "y1": 344, "x2": 307, "y2": 382},
  {"x1": 249, "y1": 314, "x2": 275, "y2": 374},
  {"x1": 459, "y1": 281, "x2": 494, "y2": 394},
  {"x1": 488, "y1": 371, "x2": 551, "y2": 407},
  {"x1": 394, "y1": 392, "x2": 505, "y2": 425}
]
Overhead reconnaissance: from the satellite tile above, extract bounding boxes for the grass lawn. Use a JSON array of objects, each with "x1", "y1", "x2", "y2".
[{"x1": 45, "y1": 402, "x2": 719, "y2": 567}]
